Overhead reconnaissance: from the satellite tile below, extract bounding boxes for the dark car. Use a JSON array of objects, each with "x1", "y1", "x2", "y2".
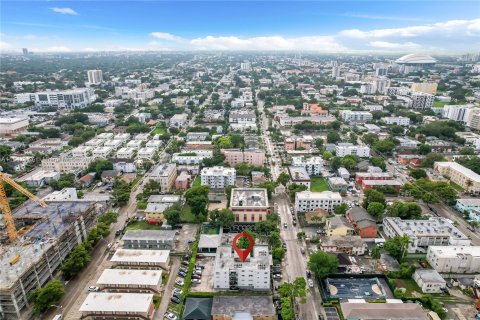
[
  {"x1": 179, "y1": 268, "x2": 188, "y2": 273},
  {"x1": 171, "y1": 296, "x2": 180, "y2": 304},
  {"x1": 178, "y1": 271, "x2": 187, "y2": 277},
  {"x1": 183, "y1": 254, "x2": 191, "y2": 261},
  {"x1": 192, "y1": 274, "x2": 201, "y2": 279},
  {"x1": 196, "y1": 254, "x2": 205, "y2": 259},
  {"x1": 181, "y1": 261, "x2": 189, "y2": 266},
  {"x1": 306, "y1": 270, "x2": 312, "y2": 278}
]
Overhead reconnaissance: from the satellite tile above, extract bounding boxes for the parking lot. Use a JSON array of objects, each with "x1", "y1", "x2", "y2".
[
  {"x1": 175, "y1": 224, "x2": 198, "y2": 253},
  {"x1": 324, "y1": 307, "x2": 340, "y2": 320},
  {"x1": 190, "y1": 257, "x2": 215, "y2": 292}
]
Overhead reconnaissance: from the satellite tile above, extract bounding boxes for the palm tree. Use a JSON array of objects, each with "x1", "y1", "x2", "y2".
[
  {"x1": 466, "y1": 179, "x2": 473, "y2": 193},
  {"x1": 399, "y1": 235, "x2": 411, "y2": 260}
]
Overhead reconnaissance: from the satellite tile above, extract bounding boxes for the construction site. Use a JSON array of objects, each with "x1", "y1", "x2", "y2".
[{"x1": 0, "y1": 175, "x2": 105, "y2": 320}]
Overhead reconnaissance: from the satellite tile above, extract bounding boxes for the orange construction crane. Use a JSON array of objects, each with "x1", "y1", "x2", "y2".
[{"x1": 0, "y1": 172, "x2": 48, "y2": 242}]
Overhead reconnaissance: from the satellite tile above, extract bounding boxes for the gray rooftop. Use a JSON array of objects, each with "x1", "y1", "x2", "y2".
[
  {"x1": 230, "y1": 188, "x2": 268, "y2": 208},
  {"x1": 384, "y1": 217, "x2": 468, "y2": 241},
  {"x1": 340, "y1": 302, "x2": 428, "y2": 320},
  {"x1": 211, "y1": 296, "x2": 275, "y2": 317},
  {"x1": 122, "y1": 230, "x2": 176, "y2": 242},
  {"x1": 215, "y1": 245, "x2": 272, "y2": 271},
  {"x1": 414, "y1": 269, "x2": 446, "y2": 284},
  {"x1": 288, "y1": 166, "x2": 310, "y2": 181}
]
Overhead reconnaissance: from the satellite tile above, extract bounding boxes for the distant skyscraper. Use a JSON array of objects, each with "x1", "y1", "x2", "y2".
[
  {"x1": 331, "y1": 66, "x2": 340, "y2": 78},
  {"x1": 240, "y1": 62, "x2": 251, "y2": 71},
  {"x1": 87, "y1": 70, "x2": 103, "y2": 84},
  {"x1": 22, "y1": 48, "x2": 29, "y2": 55},
  {"x1": 375, "y1": 67, "x2": 388, "y2": 76}
]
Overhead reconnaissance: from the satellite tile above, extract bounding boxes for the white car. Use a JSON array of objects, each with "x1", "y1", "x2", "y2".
[
  {"x1": 175, "y1": 278, "x2": 184, "y2": 286},
  {"x1": 308, "y1": 279, "x2": 314, "y2": 288},
  {"x1": 191, "y1": 279, "x2": 202, "y2": 285},
  {"x1": 164, "y1": 312, "x2": 177, "y2": 320},
  {"x1": 88, "y1": 286, "x2": 100, "y2": 292}
]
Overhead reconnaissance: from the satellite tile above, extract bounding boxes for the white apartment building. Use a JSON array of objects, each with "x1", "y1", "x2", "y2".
[
  {"x1": 172, "y1": 150, "x2": 213, "y2": 165},
  {"x1": 42, "y1": 156, "x2": 95, "y2": 172},
  {"x1": 126, "y1": 140, "x2": 143, "y2": 149},
  {"x1": 411, "y1": 92, "x2": 434, "y2": 110},
  {"x1": 383, "y1": 217, "x2": 471, "y2": 253},
  {"x1": 97, "y1": 133, "x2": 114, "y2": 140},
  {"x1": 427, "y1": 246, "x2": 480, "y2": 273},
  {"x1": 295, "y1": 191, "x2": 342, "y2": 213},
  {"x1": 363, "y1": 104, "x2": 384, "y2": 111},
  {"x1": 145, "y1": 140, "x2": 163, "y2": 150},
  {"x1": 340, "y1": 110, "x2": 373, "y2": 123},
  {"x1": 169, "y1": 113, "x2": 188, "y2": 128},
  {"x1": 104, "y1": 140, "x2": 124, "y2": 149},
  {"x1": 87, "y1": 70, "x2": 103, "y2": 84},
  {"x1": 291, "y1": 156, "x2": 324, "y2": 175},
  {"x1": 114, "y1": 133, "x2": 131, "y2": 142},
  {"x1": 231, "y1": 98, "x2": 245, "y2": 109},
  {"x1": 92, "y1": 146, "x2": 113, "y2": 158},
  {"x1": 412, "y1": 269, "x2": 446, "y2": 293},
  {"x1": 214, "y1": 245, "x2": 271, "y2": 291},
  {"x1": 335, "y1": 143, "x2": 370, "y2": 157},
  {"x1": 71, "y1": 146, "x2": 92, "y2": 157},
  {"x1": 200, "y1": 166, "x2": 236, "y2": 189},
  {"x1": 150, "y1": 163, "x2": 177, "y2": 192},
  {"x1": 134, "y1": 133, "x2": 150, "y2": 141},
  {"x1": 113, "y1": 161, "x2": 137, "y2": 173},
  {"x1": 116, "y1": 147, "x2": 137, "y2": 159},
  {"x1": 17, "y1": 88, "x2": 96, "y2": 109},
  {"x1": 229, "y1": 110, "x2": 256, "y2": 131},
  {"x1": 240, "y1": 62, "x2": 251, "y2": 71},
  {"x1": 115, "y1": 87, "x2": 154, "y2": 102},
  {"x1": 0, "y1": 117, "x2": 29, "y2": 135},
  {"x1": 381, "y1": 116, "x2": 410, "y2": 126},
  {"x1": 434, "y1": 162, "x2": 480, "y2": 194},
  {"x1": 137, "y1": 147, "x2": 157, "y2": 159}
]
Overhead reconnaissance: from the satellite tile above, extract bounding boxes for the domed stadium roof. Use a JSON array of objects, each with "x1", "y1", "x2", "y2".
[{"x1": 395, "y1": 53, "x2": 436, "y2": 64}]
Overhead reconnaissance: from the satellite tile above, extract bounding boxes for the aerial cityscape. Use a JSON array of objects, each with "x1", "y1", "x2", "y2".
[{"x1": 1, "y1": 1, "x2": 480, "y2": 320}]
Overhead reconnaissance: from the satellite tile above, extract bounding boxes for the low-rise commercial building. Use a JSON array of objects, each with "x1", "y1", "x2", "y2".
[
  {"x1": 413, "y1": 269, "x2": 446, "y2": 293},
  {"x1": 214, "y1": 245, "x2": 272, "y2": 291},
  {"x1": 427, "y1": 246, "x2": 480, "y2": 273},
  {"x1": 295, "y1": 191, "x2": 342, "y2": 213},
  {"x1": 96, "y1": 269, "x2": 162, "y2": 293},
  {"x1": 201, "y1": 166, "x2": 236, "y2": 189},
  {"x1": 122, "y1": 230, "x2": 176, "y2": 250},
  {"x1": 111, "y1": 249, "x2": 170, "y2": 270},
  {"x1": 230, "y1": 188, "x2": 270, "y2": 223},
  {"x1": 383, "y1": 217, "x2": 471, "y2": 253},
  {"x1": 79, "y1": 293, "x2": 155, "y2": 319},
  {"x1": 340, "y1": 302, "x2": 428, "y2": 320},
  {"x1": 0, "y1": 117, "x2": 29, "y2": 135}
]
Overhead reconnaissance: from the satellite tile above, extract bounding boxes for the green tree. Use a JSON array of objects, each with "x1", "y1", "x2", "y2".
[
  {"x1": 370, "y1": 157, "x2": 386, "y2": 171},
  {"x1": 273, "y1": 247, "x2": 286, "y2": 261},
  {"x1": 387, "y1": 201, "x2": 422, "y2": 219},
  {"x1": 417, "y1": 144, "x2": 432, "y2": 155},
  {"x1": 367, "y1": 202, "x2": 385, "y2": 221},
  {"x1": 422, "y1": 153, "x2": 446, "y2": 168},
  {"x1": 362, "y1": 133, "x2": 379, "y2": 146},
  {"x1": 61, "y1": 244, "x2": 91, "y2": 278},
  {"x1": 235, "y1": 162, "x2": 252, "y2": 176},
  {"x1": 209, "y1": 208, "x2": 235, "y2": 227},
  {"x1": 341, "y1": 155, "x2": 357, "y2": 170},
  {"x1": 389, "y1": 125, "x2": 404, "y2": 136},
  {"x1": 216, "y1": 136, "x2": 233, "y2": 148},
  {"x1": 112, "y1": 179, "x2": 131, "y2": 206},
  {"x1": 280, "y1": 298, "x2": 294, "y2": 320},
  {"x1": 278, "y1": 277, "x2": 307, "y2": 303},
  {"x1": 315, "y1": 138, "x2": 324, "y2": 150},
  {"x1": 185, "y1": 185, "x2": 209, "y2": 218},
  {"x1": 334, "y1": 203, "x2": 349, "y2": 215},
  {"x1": 330, "y1": 156, "x2": 342, "y2": 171},
  {"x1": 31, "y1": 280, "x2": 65, "y2": 314},
  {"x1": 362, "y1": 189, "x2": 386, "y2": 209},
  {"x1": 288, "y1": 183, "x2": 308, "y2": 201},
  {"x1": 371, "y1": 245, "x2": 381, "y2": 259},
  {"x1": 384, "y1": 235, "x2": 410, "y2": 261},
  {"x1": 308, "y1": 251, "x2": 338, "y2": 279},
  {"x1": 164, "y1": 203, "x2": 182, "y2": 225},
  {"x1": 373, "y1": 139, "x2": 396, "y2": 155},
  {"x1": 322, "y1": 150, "x2": 333, "y2": 161},
  {"x1": 88, "y1": 159, "x2": 114, "y2": 178},
  {"x1": 277, "y1": 172, "x2": 290, "y2": 186},
  {"x1": 459, "y1": 147, "x2": 476, "y2": 155},
  {"x1": 409, "y1": 168, "x2": 427, "y2": 180},
  {"x1": 259, "y1": 181, "x2": 277, "y2": 199},
  {"x1": 327, "y1": 131, "x2": 341, "y2": 143}
]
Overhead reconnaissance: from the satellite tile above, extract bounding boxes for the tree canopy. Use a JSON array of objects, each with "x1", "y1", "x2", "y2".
[{"x1": 308, "y1": 251, "x2": 338, "y2": 279}]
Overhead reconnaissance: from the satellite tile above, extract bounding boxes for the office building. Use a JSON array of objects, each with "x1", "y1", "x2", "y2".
[
  {"x1": 87, "y1": 69, "x2": 103, "y2": 84},
  {"x1": 434, "y1": 162, "x2": 480, "y2": 194},
  {"x1": 214, "y1": 245, "x2": 272, "y2": 291},
  {"x1": 200, "y1": 166, "x2": 236, "y2": 189},
  {"x1": 230, "y1": 188, "x2": 270, "y2": 223},
  {"x1": 295, "y1": 191, "x2": 342, "y2": 213},
  {"x1": 149, "y1": 163, "x2": 177, "y2": 192},
  {"x1": 240, "y1": 61, "x2": 251, "y2": 71},
  {"x1": 383, "y1": 217, "x2": 470, "y2": 253},
  {"x1": 427, "y1": 246, "x2": 480, "y2": 274},
  {"x1": 335, "y1": 143, "x2": 370, "y2": 157}
]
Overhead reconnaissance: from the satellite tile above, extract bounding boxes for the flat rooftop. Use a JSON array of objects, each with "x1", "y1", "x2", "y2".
[
  {"x1": 296, "y1": 191, "x2": 342, "y2": 201},
  {"x1": 96, "y1": 269, "x2": 162, "y2": 286},
  {"x1": 288, "y1": 166, "x2": 310, "y2": 181},
  {"x1": 428, "y1": 245, "x2": 480, "y2": 258},
  {"x1": 122, "y1": 230, "x2": 176, "y2": 242},
  {"x1": 384, "y1": 217, "x2": 468, "y2": 241},
  {"x1": 147, "y1": 194, "x2": 181, "y2": 203},
  {"x1": 198, "y1": 234, "x2": 222, "y2": 248},
  {"x1": 111, "y1": 249, "x2": 170, "y2": 264},
  {"x1": 340, "y1": 302, "x2": 428, "y2": 320},
  {"x1": 414, "y1": 269, "x2": 445, "y2": 283},
  {"x1": 211, "y1": 296, "x2": 275, "y2": 317},
  {"x1": 215, "y1": 245, "x2": 272, "y2": 271},
  {"x1": 79, "y1": 293, "x2": 153, "y2": 313},
  {"x1": 230, "y1": 188, "x2": 268, "y2": 208}
]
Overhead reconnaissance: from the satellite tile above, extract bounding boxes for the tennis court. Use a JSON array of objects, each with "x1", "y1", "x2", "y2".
[{"x1": 324, "y1": 277, "x2": 388, "y2": 300}]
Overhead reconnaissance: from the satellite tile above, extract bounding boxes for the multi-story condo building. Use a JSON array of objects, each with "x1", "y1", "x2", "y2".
[
  {"x1": 295, "y1": 191, "x2": 342, "y2": 213},
  {"x1": 442, "y1": 104, "x2": 477, "y2": 123},
  {"x1": 434, "y1": 162, "x2": 480, "y2": 194},
  {"x1": 172, "y1": 150, "x2": 213, "y2": 165},
  {"x1": 222, "y1": 149, "x2": 266, "y2": 167},
  {"x1": 284, "y1": 135, "x2": 314, "y2": 150},
  {"x1": 87, "y1": 69, "x2": 103, "y2": 84},
  {"x1": 278, "y1": 115, "x2": 336, "y2": 127},
  {"x1": 383, "y1": 217, "x2": 470, "y2": 253},
  {"x1": 411, "y1": 82, "x2": 438, "y2": 95},
  {"x1": 288, "y1": 166, "x2": 311, "y2": 189},
  {"x1": 126, "y1": 140, "x2": 143, "y2": 149},
  {"x1": 71, "y1": 146, "x2": 92, "y2": 157},
  {"x1": 335, "y1": 143, "x2": 370, "y2": 157},
  {"x1": 169, "y1": 113, "x2": 188, "y2": 128},
  {"x1": 291, "y1": 156, "x2": 324, "y2": 176},
  {"x1": 0, "y1": 117, "x2": 29, "y2": 135},
  {"x1": 103, "y1": 139, "x2": 124, "y2": 150},
  {"x1": 381, "y1": 116, "x2": 410, "y2": 126},
  {"x1": 116, "y1": 147, "x2": 137, "y2": 159},
  {"x1": 186, "y1": 132, "x2": 209, "y2": 141},
  {"x1": 340, "y1": 110, "x2": 373, "y2": 124},
  {"x1": 230, "y1": 188, "x2": 270, "y2": 223},
  {"x1": 229, "y1": 110, "x2": 256, "y2": 131},
  {"x1": 42, "y1": 155, "x2": 95, "y2": 172},
  {"x1": 427, "y1": 246, "x2": 480, "y2": 274},
  {"x1": 16, "y1": 88, "x2": 96, "y2": 109},
  {"x1": 92, "y1": 146, "x2": 113, "y2": 158},
  {"x1": 137, "y1": 147, "x2": 157, "y2": 159},
  {"x1": 150, "y1": 163, "x2": 177, "y2": 192},
  {"x1": 411, "y1": 92, "x2": 434, "y2": 110},
  {"x1": 200, "y1": 166, "x2": 236, "y2": 188},
  {"x1": 214, "y1": 245, "x2": 272, "y2": 291}
]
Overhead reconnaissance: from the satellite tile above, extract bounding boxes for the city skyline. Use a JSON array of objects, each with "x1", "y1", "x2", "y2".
[{"x1": 1, "y1": 1, "x2": 479, "y2": 53}]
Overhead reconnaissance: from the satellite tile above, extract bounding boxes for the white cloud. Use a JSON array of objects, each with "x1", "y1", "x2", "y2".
[
  {"x1": 0, "y1": 41, "x2": 12, "y2": 50},
  {"x1": 343, "y1": 13, "x2": 428, "y2": 22},
  {"x1": 189, "y1": 35, "x2": 345, "y2": 51},
  {"x1": 368, "y1": 41, "x2": 420, "y2": 49},
  {"x1": 82, "y1": 47, "x2": 96, "y2": 52},
  {"x1": 150, "y1": 32, "x2": 181, "y2": 41},
  {"x1": 45, "y1": 46, "x2": 72, "y2": 52},
  {"x1": 51, "y1": 7, "x2": 78, "y2": 15}
]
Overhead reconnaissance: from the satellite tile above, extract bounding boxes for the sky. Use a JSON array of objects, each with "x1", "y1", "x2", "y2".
[{"x1": 1, "y1": 1, "x2": 479, "y2": 54}]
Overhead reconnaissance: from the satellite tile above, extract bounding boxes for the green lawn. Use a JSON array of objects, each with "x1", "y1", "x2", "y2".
[
  {"x1": 180, "y1": 205, "x2": 197, "y2": 223},
  {"x1": 310, "y1": 177, "x2": 330, "y2": 192},
  {"x1": 192, "y1": 176, "x2": 201, "y2": 187},
  {"x1": 433, "y1": 101, "x2": 449, "y2": 108},
  {"x1": 125, "y1": 220, "x2": 161, "y2": 230},
  {"x1": 152, "y1": 126, "x2": 166, "y2": 135},
  {"x1": 450, "y1": 182, "x2": 464, "y2": 192}
]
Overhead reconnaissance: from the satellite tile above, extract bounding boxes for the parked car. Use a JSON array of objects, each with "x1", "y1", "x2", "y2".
[
  {"x1": 196, "y1": 254, "x2": 205, "y2": 259},
  {"x1": 181, "y1": 261, "x2": 189, "y2": 266},
  {"x1": 306, "y1": 270, "x2": 311, "y2": 278},
  {"x1": 191, "y1": 279, "x2": 201, "y2": 285},
  {"x1": 172, "y1": 288, "x2": 182, "y2": 297},
  {"x1": 171, "y1": 296, "x2": 181, "y2": 304},
  {"x1": 308, "y1": 279, "x2": 314, "y2": 288},
  {"x1": 175, "y1": 278, "x2": 184, "y2": 286},
  {"x1": 88, "y1": 286, "x2": 100, "y2": 292},
  {"x1": 178, "y1": 271, "x2": 187, "y2": 278},
  {"x1": 192, "y1": 274, "x2": 201, "y2": 280},
  {"x1": 164, "y1": 312, "x2": 177, "y2": 320},
  {"x1": 283, "y1": 223, "x2": 288, "y2": 229},
  {"x1": 179, "y1": 267, "x2": 188, "y2": 273}
]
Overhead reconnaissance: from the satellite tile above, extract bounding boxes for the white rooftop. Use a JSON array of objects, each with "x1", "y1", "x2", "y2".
[
  {"x1": 111, "y1": 249, "x2": 170, "y2": 264},
  {"x1": 428, "y1": 246, "x2": 480, "y2": 258},
  {"x1": 79, "y1": 292, "x2": 153, "y2": 313},
  {"x1": 96, "y1": 269, "x2": 162, "y2": 286},
  {"x1": 296, "y1": 191, "x2": 342, "y2": 201}
]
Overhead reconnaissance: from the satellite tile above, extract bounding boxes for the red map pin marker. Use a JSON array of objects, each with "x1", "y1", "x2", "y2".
[{"x1": 232, "y1": 232, "x2": 255, "y2": 262}]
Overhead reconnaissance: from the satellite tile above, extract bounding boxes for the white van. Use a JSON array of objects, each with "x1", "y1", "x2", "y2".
[{"x1": 52, "y1": 315, "x2": 63, "y2": 320}]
